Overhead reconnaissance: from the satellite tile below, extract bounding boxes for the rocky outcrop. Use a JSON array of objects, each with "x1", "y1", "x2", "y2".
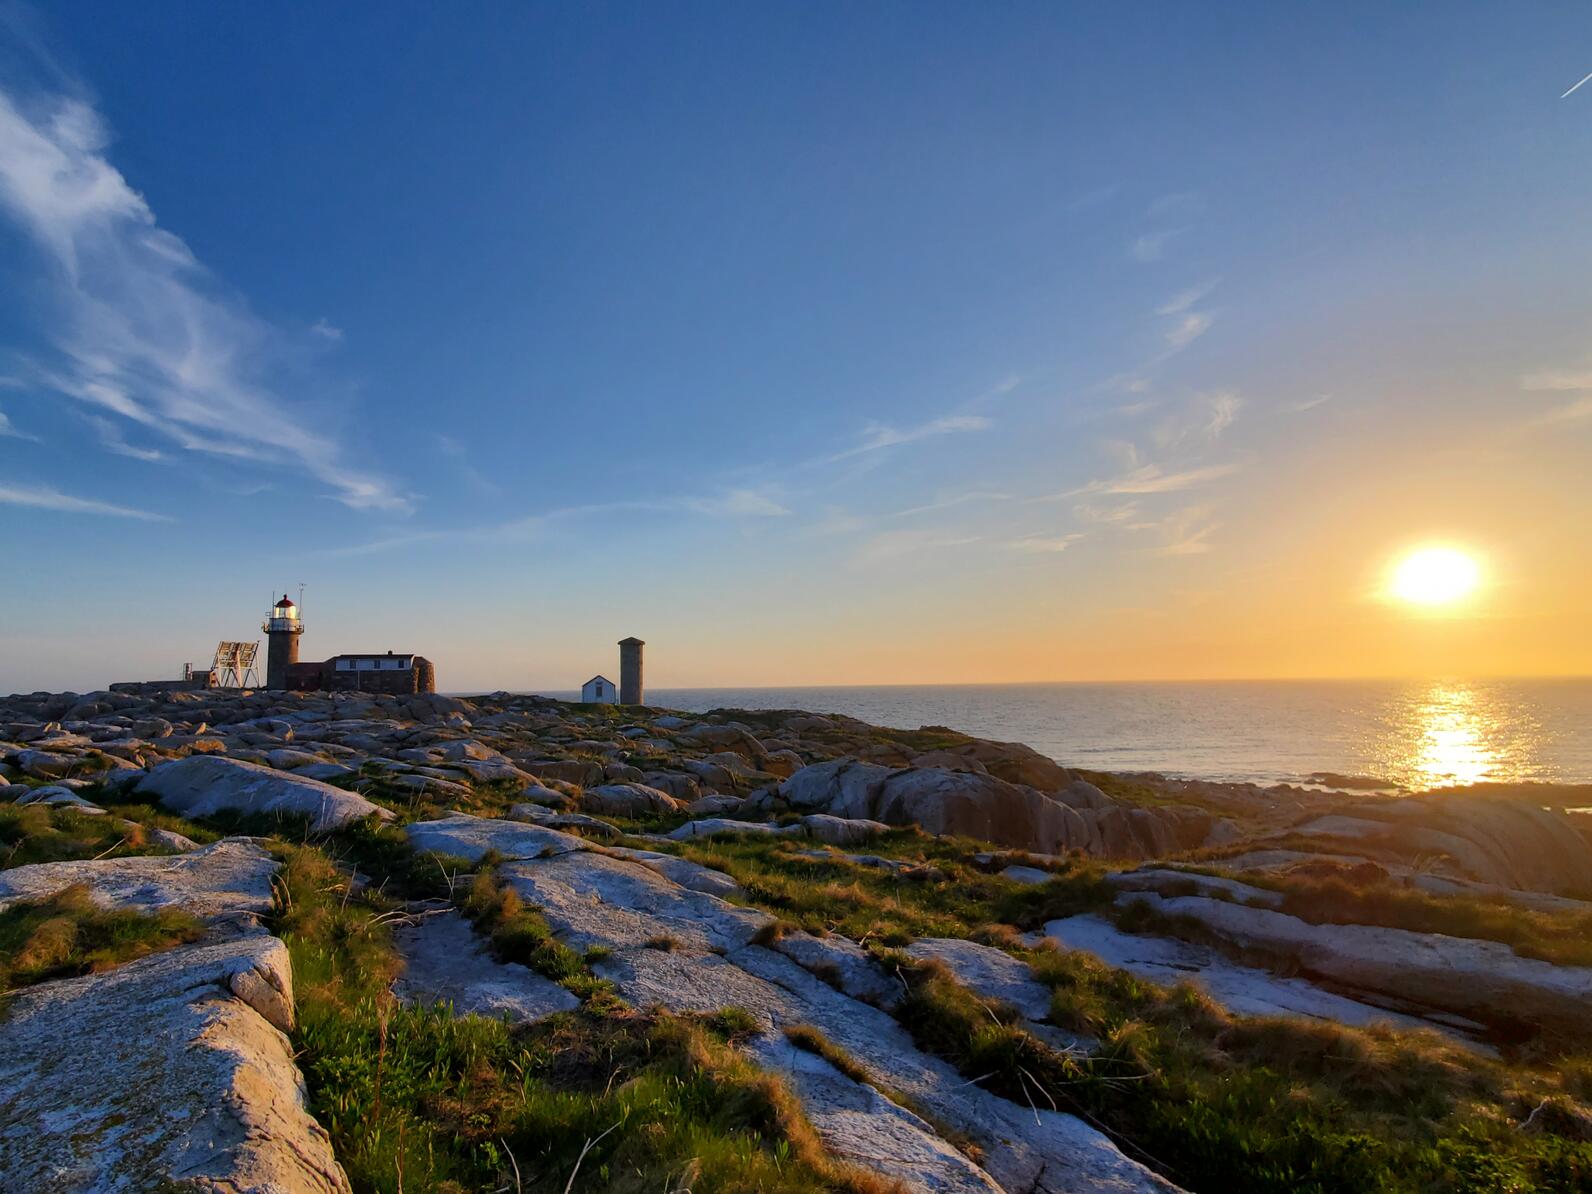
[
  {"x1": 137, "y1": 755, "x2": 392, "y2": 832},
  {"x1": 0, "y1": 936, "x2": 349, "y2": 1193},
  {"x1": 1038, "y1": 914, "x2": 1471, "y2": 1039},
  {"x1": 1283, "y1": 795, "x2": 1592, "y2": 896},
  {"x1": 0, "y1": 838, "x2": 277, "y2": 927},
  {"x1": 764, "y1": 760, "x2": 1214, "y2": 860},
  {"x1": 913, "y1": 733, "x2": 1074, "y2": 791},
  {"x1": 392, "y1": 909, "x2": 579, "y2": 1021},
  {"x1": 402, "y1": 814, "x2": 1177, "y2": 1194},
  {"x1": 906, "y1": 938, "x2": 1054, "y2": 1023},
  {"x1": 580, "y1": 782, "x2": 683, "y2": 817},
  {"x1": 1115, "y1": 889, "x2": 1592, "y2": 1035}
]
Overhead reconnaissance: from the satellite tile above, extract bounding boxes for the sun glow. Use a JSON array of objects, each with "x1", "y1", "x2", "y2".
[{"x1": 1390, "y1": 546, "x2": 1481, "y2": 606}]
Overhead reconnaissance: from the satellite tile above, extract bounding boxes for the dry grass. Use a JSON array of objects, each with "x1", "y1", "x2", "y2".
[
  {"x1": 0, "y1": 801, "x2": 215, "y2": 869},
  {"x1": 0, "y1": 884, "x2": 204, "y2": 993}
]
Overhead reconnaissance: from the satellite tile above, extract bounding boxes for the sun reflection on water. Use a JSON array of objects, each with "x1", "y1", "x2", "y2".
[{"x1": 1370, "y1": 680, "x2": 1548, "y2": 790}]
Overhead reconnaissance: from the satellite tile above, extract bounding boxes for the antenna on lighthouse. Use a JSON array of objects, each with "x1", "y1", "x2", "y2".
[{"x1": 298, "y1": 583, "x2": 305, "y2": 617}]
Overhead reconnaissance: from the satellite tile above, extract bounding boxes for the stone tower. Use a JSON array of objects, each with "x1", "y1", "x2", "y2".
[
  {"x1": 262, "y1": 595, "x2": 303, "y2": 690},
  {"x1": 618, "y1": 636, "x2": 645, "y2": 705}
]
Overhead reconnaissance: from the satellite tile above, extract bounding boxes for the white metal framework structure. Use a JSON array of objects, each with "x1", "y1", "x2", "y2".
[{"x1": 212, "y1": 640, "x2": 260, "y2": 689}]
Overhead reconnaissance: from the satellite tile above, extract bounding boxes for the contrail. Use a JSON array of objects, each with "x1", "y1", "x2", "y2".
[{"x1": 1563, "y1": 70, "x2": 1592, "y2": 99}]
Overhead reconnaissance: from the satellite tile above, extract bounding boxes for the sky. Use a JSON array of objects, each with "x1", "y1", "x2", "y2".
[{"x1": 1, "y1": 2, "x2": 1590, "y2": 693}]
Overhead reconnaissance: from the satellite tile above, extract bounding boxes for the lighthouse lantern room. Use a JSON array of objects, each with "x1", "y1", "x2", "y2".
[{"x1": 263, "y1": 595, "x2": 305, "y2": 689}]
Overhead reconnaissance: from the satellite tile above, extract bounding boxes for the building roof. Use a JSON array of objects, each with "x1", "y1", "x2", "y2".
[
  {"x1": 583, "y1": 675, "x2": 613, "y2": 687},
  {"x1": 275, "y1": 596, "x2": 295, "y2": 608},
  {"x1": 618, "y1": 636, "x2": 645, "y2": 645}
]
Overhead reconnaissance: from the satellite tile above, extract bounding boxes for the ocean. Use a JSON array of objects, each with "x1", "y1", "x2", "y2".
[{"x1": 531, "y1": 678, "x2": 1592, "y2": 790}]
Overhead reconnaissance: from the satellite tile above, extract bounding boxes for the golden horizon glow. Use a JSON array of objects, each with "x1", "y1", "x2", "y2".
[{"x1": 1389, "y1": 546, "x2": 1481, "y2": 608}]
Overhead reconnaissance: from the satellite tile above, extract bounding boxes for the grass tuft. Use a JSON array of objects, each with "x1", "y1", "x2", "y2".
[{"x1": 0, "y1": 884, "x2": 204, "y2": 993}]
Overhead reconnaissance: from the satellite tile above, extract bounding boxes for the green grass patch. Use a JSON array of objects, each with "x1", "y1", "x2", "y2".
[
  {"x1": 1252, "y1": 874, "x2": 1592, "y2": 968},
  {"x1": 652, "y1": 830, "x2": 1089, "y2": 945},
  {"x1": 890, "y1": 945, "x2": 1592, "y2": 1193},
  {"x1": 645, "y1": 829, "x2": 1592, "y2": 1192},
  {"x1": 273, "y1": 839, "x2": 899, "y2": 1193},
  {"x1": 0, "y1": 801, "x2": 216, "y2": 869},
  {"x1": 0, "y1": 884, "x2": 204, "y2": 993},
  {"x1": 460, "y1": 868, "x2": 586, "y2": 984}
]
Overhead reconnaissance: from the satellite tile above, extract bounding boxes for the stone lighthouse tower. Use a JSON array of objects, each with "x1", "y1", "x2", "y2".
[
  {"x1": 263, "y1": 595, "x2": 303, "y2": 690},
  {"x1": 618, "y1": 637, "x2": 645, "y2": 705}
]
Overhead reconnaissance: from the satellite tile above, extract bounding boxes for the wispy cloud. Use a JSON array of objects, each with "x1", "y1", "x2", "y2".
[
  {"x1": 1099, "y1": 438, "x2": 1141, "y2": 470},
  {"x1": 1531, "y1": 396, "x2": 1592, "y2": 426},
  {"x1": 0, "y1": 83, "x2": 407, "y2": 510},
  {"x1": 1154, "y1": 391, "x2": 1243, "y2": 451},
  {"x1": 1123, "y1": 503, "x2": 1221, "y2": 556},
  {"x1": 1147, "y1": 192, "x2": 1204, "y2": 219},
  {"x1": 436, "y1": 434, "x2": 499, "y2": 496},
  {"x1": 1521, "y1": 368, "x2": 1592, "y2": 391},
  {"x1": 890, "y1": 490, "x2": 1010, "y2": 519},
  {"x1": 1165, "y1": 311, "x2": 1213, "y2": 349},
  {"x1": 1156, "y1": 506, "x2": 1221, "y2": 556},
  {"x1": 1287, "y1": 394, "x2": 1332, "y2": 413},
  {"x1": 1073, "y1": 500, "x2": 1140, "y2": 524},
  {"x1": 1005, "y1": 533, "x2": 1084, "y2": 554},
  {"x1": 964, "y1": 375, "x2": 1023, "y2": 412},
  {"x1": 1130, "y1": 229, "x2": 1180, "y2": 262},
  {"x1": 0, "y1": 482, "x2": 168, "y2": 520},
  {"x1": 327, "y1": 488, "x2": 790, "y2": 555},
  {"x1": 1055, "y1": 462, "x2": 1240, "y2": 498},
  {"x1": 682, "y1": 488, "x2": 791, "y2": 517},
  {"x1": 0, "y1": 406, "x2": 39, "y2": 441},
  {"x1": 1157, "y1": 281, "x2": 1218, "y2": 317},
  {"x1": 309, "y1": 317, "x2": 343, "y2": 341},
  {"x1": 828, "y1": 414, "x2": 992, "y2": 462},
  {"x1": 806, "y1": 506, "x2": 867, "y2": 537},
  {"x1": 87, "y1": 414, "x2": 163, "y2": 461},
  {"x1": 853, "y1": 528, "x2": 981, "y2": 564}
]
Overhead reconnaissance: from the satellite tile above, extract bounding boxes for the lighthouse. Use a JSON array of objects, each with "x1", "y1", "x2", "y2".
[{"x1": 262, "y1": 595, "x2": 303, "y2": 690}]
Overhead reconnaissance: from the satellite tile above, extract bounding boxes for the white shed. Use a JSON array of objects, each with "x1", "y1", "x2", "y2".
[{"x1": 581, "y1": 675, "x2": 617, "y2": 704}]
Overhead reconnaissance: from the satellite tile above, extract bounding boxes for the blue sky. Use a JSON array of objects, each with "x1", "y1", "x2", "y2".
[{"x1": 2, "y1": 2, "x2": 1591, "y2": 691}]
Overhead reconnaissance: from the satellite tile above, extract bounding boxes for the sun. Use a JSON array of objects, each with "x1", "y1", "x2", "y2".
[{"x1": 1390, "y1": 546, "x2": 1481, "y2": 606}]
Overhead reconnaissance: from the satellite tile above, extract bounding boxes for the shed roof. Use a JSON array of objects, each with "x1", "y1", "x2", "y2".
[{"x1": 583, "y1": 675, "x2": 614, "y2": 687}]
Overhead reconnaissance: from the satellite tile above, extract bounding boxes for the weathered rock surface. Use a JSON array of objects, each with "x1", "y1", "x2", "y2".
[
  {"x1": 601, "y1": 943, "x2": 1176, "y2": 1193},
  {"x1": 416, "y1": 816, "x2": 1176, "y2": 1193},
  {"x1": 0, "y1": 838, "x2": 277, "y2": 927},
  {"x1": 768, "y1": 759, "x2": 1210, "y2": 860},
  {"x1": 1115, "y1": 890, "x2": 1592, "y2": 1034},
  {"x1": 0, "y1": 936, "x2": 350, "y2": 1193},
  {"x1": 580, "y1": 781, "x2": 683, "y2": 817},
  {"x1": 392, "y1": 908, "x2": 579, "y2": 1021},
  {"x1": 11, "y1": 785, "x2": 106, "y2": 813},
  {"x1": 1282, "y1": 795, "x2": 1592, "y2": 895},
  {"x1": 906, "y1": 937, "x2": 1054, "y2": 1023},
  {"x1": 745, "y1": 1031, "x2": 1004, "y2": 1194},
  {"x1": 406, "y1": 810, "x2": 591, "y2": 864},
  {"x1": 1039, "y1": 914, "x2": 1462, "y2": 1037},
  {"x1": 667, "y1": 816, "x2": 802, "y2": 841},
  {"x1": 138, "y1": 755, "x2": 392, "y2": 833},
  {"x1": 801, "y1": 812, "x2": 892, "y2": 844}
]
